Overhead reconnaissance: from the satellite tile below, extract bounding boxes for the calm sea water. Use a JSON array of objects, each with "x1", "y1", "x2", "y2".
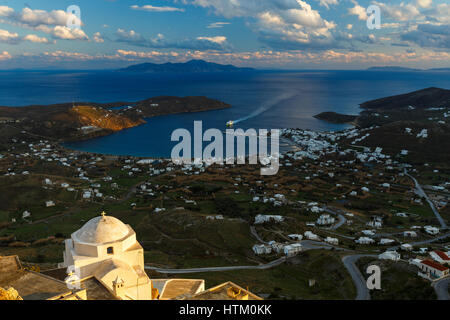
[{"x1": 1, "y1": 69, "x2": 449, "y2": 158}]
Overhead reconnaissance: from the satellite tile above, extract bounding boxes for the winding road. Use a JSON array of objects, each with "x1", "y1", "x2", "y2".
[
  {"x1": 434, "y1": 278, "x2": 450, "y2": 300},
  {"x1": 341, "y1": 254, "x2": 377, "y2": 300},
  {"x1": 144, "y1": 257, "x2": 287, "y2": 274},
  {"x1": 404, "y1": 170, "x2": 447, "y2": 229}
]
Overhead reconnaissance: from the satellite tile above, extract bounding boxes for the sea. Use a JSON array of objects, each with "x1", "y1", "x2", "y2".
[{"x1": 1, "y1": 69, "x2": 450, "y2": 158}]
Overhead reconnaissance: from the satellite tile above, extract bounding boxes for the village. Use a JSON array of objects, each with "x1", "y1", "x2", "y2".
[{"x1": 0, "y1": 113, "x2": 449, "y2": 299}]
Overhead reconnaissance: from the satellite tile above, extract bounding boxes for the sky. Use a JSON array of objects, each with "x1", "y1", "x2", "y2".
[{"x1": 0, "y1": 0, "x2": 448, "y2": 69}]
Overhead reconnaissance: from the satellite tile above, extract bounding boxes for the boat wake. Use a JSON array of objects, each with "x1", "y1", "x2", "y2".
[{"x1": 232, "y1": 92, "x2": 296, "y2": 125}]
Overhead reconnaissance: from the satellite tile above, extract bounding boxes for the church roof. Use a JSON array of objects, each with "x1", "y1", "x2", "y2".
[{"x1": 73, "y1": 215, "x2": 131, "y2": 244}]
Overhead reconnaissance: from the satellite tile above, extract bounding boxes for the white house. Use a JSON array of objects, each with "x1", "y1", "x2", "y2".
[
  {"x1": 22, "y1": 211, "x2": 31, "y2": 219},
  {"x1": 82, "y1": 191, "x2": 92, "y2": 199},
  {"x1": 45, "y1": 200, "x2": 55, "y2": 207},
  {"x1": 379, "y1": 251, "x2": 400, "y2": 261},
  {"x1": 401, "y1": 244, "x2": 413, "y2": 251},
  {"x1": 252, "y1": 244, "x2": 272, "y2": 255},
  {"x1": 269, "y1": 241, "x2": 285, "y2": 254},
  {"x1": 325, "y1": 237, "x2": 339, "y2": 245},
  {"x1": 424, "y1": 226, "x2": 439, "y2": 235},
  {"x1": 379, "y1": 239, "x2": 395, "y2": 245},
  {"x1": 403, "y1": 231, "x2": 418, "y2": 238},
  {"x1": 430, "y1": 251, "x2": 450, "y2": 265},
  {"x1": 288, "y1": 234, "x2": 303, "y2": 241},
  {"x1": 304, "y1": 231, "x2": 320, "y2": 241},
  {"x1": 283, "y1": 243, "x2": 302, "y2": 257},
  {"x1": 355, "y1": 237, "x2": 375, "y2": 244},
  {"x1": 417, "y1": 260, "x2": 449, "y2": 280},
  {"x1": 362, "y1": 230, "x2": 376, "y2": 237},
  {"x1": 367, "y1": 221, "x2": 382, "y2": 228},
  {"x1": 316, "y1": 214, "x2": 335, "y2": 226},
  {"x1": 254, "y1": 214, "x2": 284, "y2": 224}
]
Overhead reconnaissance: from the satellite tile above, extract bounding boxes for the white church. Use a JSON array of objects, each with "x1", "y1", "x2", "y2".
[{"x1": 60, "y1": 212, "x2": 154, "y2": 300}]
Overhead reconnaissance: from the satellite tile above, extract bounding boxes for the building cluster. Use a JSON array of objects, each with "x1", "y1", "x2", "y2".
[{"x1": 252, "y1": 241, "x2": 303, "y2": 257}]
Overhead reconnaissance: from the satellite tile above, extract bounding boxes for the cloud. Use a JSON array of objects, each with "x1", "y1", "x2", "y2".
[
  {"x1": 130, "y1": 5, "x2": 185, "y2": 12},
  {"x1": 424, "y1": 3, "x2": 450, "y2": 24},
  {"x1": 416, "y1": 0, "x2": 432, "y2": 9},
  {"x1": 115, "y1": 28, "x2": 231, "y2": 50},
  {"x1": 401, "y1": 23, "x2": 450, "y2": 48},
  {"x1": 0, "y1": 28, "x2": 55, "y2": 44},
  {"x1": 0, "y1": 29, "x2": 20, "y2": 44},
  {"x1": 189, "y1": 0, "x2": 337, "y2": 49},
  {"x1": 23, "y1": 34, "x2": 53, "y2": 43},
  {"x1": 207, "y1": 22, "x2": 230, "y2": 28},
  {"x1": 374, "y1": 1, "x2": 422, "y2": 22},
  {"x1": 0, "y1": 6, "x2": 87, "y2": 41},
  {"x1": 0, "y1": 51, "x2": 11, "y2": 60},
  {"x1": 51, "y1": 26, "x2": 88, "y2": 40},
  {"x1": 315, "y1": 0, "x2": 338, "y2": 10},
  {"x1": 0, "y1": 6, "x2": 14, "y2": 17},
  {"x1": 348, "y1": 1, "x2": 368, "y2": 21},
  {"x1": 196, "y1": 36, "x2": 227, "y2": 44},
  {"x1": 93, "y1": 32, "x2": 105, "y2": 43}
]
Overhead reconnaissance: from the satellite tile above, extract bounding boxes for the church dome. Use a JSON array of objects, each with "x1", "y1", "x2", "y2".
[{"x1": 74, "y1": 214, "x2": 130, "y2": 244}]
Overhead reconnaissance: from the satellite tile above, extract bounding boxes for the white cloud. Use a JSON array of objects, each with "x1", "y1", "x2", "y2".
[
  {"x1": 416, "y1": 0, "x2": 432, "y2": 9},
  {"x1": 51, "y1": 26, "x2": 88, "y2": 40},
  {"x1": 374, "y1": 1, "x2": 422, "y2": 22},
  {"x1": 0, "y1": 6, "x2": 13, "y2": 17},
  {"x1": 116, "y1": 28, "x2": 144, "y2": 42},
  {"x1": 189, "y1": 0, "x2": 337, "y2": 49},
  {"x1": 23, "y1": 34, "x2": 52, "y2": 43},
  {"x1": 116, "y1": 28, "x2": 231, "y2": 50},
  {"x1": 0, "y1": 29, "x2": 19, "y2": 44},
  {"x1": 93, "y1": 32, "x2": 105, "y2": 43},
  {"x1": 196, "y1": 36, "x2": 227, "y2": 44},
  {"x1": 207, "y1": 22, "x2": 230, "y2": 28},
  {"x1": 130, "y1": 5, "x2": 185, "y2": 12},
  {"x1": 0, "y1": 51, "x2": 11, "y2": 60},
  {"x1": 0, "y1": 6, "x2": 87, "y2": 41},
  {"x1": 315, "y1": 0, "x2": 338, "y2": 10},
  {"x1": 425, "y1": 3, "x2": 450, "y2": 24},
  {"x1": 348, "y1": 2, "x2": 368, "y2": 21}
]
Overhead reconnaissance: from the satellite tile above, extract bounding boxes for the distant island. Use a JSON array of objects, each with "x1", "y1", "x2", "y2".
[
  {"x1": 119, "y1": 59, "x2": 255, "y2": 73},
  {"x1": 367, "y1": 66, "x2": 450, "y2": 72}
]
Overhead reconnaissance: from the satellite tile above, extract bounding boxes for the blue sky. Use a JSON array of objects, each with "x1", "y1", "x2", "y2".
[{"x1": 0, "y1": 0, "x2": 448, "y2": 69}]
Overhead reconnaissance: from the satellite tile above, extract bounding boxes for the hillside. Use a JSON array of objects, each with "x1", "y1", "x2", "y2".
[
  {"x1": 0, "y1": 96, "x2": 230, "y2": 142},
  {"x1": 359, "y1": 87, "x2": 450, "y2": 110}
]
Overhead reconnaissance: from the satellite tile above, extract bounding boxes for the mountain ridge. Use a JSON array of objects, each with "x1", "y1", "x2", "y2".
[{"x1": 118, "y1": 59, "x2": 255, "y2": 73}]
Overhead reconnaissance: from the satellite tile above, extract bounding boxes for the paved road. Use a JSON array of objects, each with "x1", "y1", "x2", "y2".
[
  {"x1": 144, "y1": 239, "x2": 347, "y2": 274},
  {"x1": 434, "y1": 278, "x2": 450, "y2": 300},
  {"x1": 323, "y1": 207, "x2": 347, "y2": 230},
  {"x1": 342, "y1": 254, "x2": 377, "y2": 300},
  {"x1": 250, "y1": 226, "x2": 268, "y2": 244},
  {"x1": 388, "y1": 231, "x2": 450, "y2": 251},
  {"x1": 404, "y1": 170, "x2": 447, "y2": 229},
  {"x1": 144, "y1": 257, "x2": 287, "y2": 274}
]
